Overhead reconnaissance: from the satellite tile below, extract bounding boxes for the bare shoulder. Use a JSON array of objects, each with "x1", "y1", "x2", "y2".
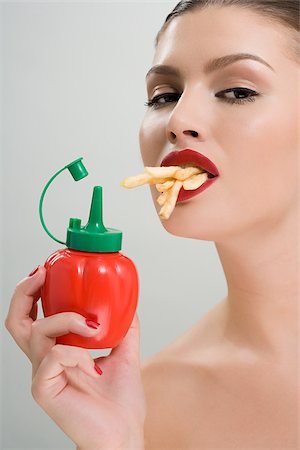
[
  {"x1": 141, "y1": 351, "x2": 184, "y2": 450},
  {"x1": 141, "y1": 345, "x2": 205, "y2": 450},
  {"x1": 140, "y1": 324, "x2": 299, "y2": 450}
]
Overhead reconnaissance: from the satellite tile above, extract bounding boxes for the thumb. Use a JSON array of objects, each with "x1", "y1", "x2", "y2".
[{"x1": 109, "y1": 311, "x2": 141, "y2": 366}]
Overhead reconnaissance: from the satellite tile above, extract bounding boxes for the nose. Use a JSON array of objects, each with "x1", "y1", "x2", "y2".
[
  {"x1": 168, "y1": 129, "x2": 199, "y2": 142},
  {"x1": 166, "y1": 92, "x2": 206, "y2": 145}
]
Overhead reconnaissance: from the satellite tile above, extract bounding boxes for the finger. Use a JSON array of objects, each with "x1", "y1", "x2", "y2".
[
  {"x1": 5, "y1": 266, "x2": 46, "y2": 357},
  {"x1": 31, "y1": 344, "x2": 101, "y2": 403},
  {"x1": 6, "y1": 265, "x2": 46, "y2": 325},
  {"x1": 109, "y1": 312, "x2": 141, "y2": 367},
  {"x1": 29, "y1": 302, "x2": 38, "y2": 321},
  {"x1": 30, "y1": 312, "x2": 101, "y2": 376}
]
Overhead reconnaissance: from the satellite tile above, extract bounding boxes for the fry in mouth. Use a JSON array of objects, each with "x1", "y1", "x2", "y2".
[
  {"x1": 121, "y1": 165, "x2": 209, "y2": 220},
  {"x1": 183, "y1": 172, "x2": 208, "y2": 190}
]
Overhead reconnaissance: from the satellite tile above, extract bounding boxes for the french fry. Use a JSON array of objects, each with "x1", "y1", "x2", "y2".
[
  {"x1": 183, "y1": 172, "x2": 208, "y2": 190},
  {"x1": 121, "y1": 172, "x2": 152, "y2": 188},
  {"x1": 121, "y1": 173, "x2": 166, "y2": 188},
  {"x1": 148, "y1": 177, "x2": 170, "y2": 185},
  {"x1": 174, "y1": 166, "x2": 203, "y2": 181},
  {"x1": 157, "y1": 191, "x2": 169, "y2": 206},
  {"x1": 159, "y1": 180, "x2": 183, "y2": 220},
  {"x1": 156, "y1": 180, "x2": 175, "y2": 192},
  {"x1": 121, "y1": 165, "x2": 209, "y2": 220},
  {"x1": 145, "y1": 166, "x2": 180, "y2": 178}
]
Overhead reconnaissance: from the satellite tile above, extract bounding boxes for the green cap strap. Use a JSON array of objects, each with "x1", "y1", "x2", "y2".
[{"x1": 39, "y1": 157, "x2": 88, "y2": 244}]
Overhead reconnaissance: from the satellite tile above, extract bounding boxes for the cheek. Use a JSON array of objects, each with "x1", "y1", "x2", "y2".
[
  {"x1": 139, "y1": 112, "x2": 167, "y2": 166},
  {"x1": 217, "y1": 96, "x2": 298, "y2": 212}
]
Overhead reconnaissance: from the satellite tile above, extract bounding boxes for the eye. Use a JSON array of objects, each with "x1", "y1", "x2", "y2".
[
  {"x1": 145, "y1": 92, "x2": 181, "y2": 109},
  {"x1": 215, "y1": 87, "x2": 259, "y2": 105},
  {"x1": 145, "y1": 87, "x2": 259, "y2": 109}
]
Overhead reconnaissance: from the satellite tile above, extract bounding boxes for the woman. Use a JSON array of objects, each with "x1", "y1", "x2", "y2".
[{"x1": 5, "y1": 0, "x2": 299, "y2": 449}]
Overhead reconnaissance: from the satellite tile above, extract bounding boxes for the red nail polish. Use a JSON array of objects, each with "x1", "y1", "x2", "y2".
[
  {"x1": 94, "y1": 363, "x2": 103, "y2": 375},
  {"x1": 28, "y1": 266, "x2": 39, "y2": 277},
  {"x1": 86, "y1": 319, "x2": 100, "y2": 329}
]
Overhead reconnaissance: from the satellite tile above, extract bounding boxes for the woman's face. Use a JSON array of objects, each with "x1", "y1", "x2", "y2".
[{"x1": 139, "y1": 6, "x2": 299, "y2": 242}]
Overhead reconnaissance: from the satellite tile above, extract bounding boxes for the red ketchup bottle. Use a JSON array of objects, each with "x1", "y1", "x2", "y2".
[{"x1": 39, "y1": 157, "x2": 138, "y2": 349}]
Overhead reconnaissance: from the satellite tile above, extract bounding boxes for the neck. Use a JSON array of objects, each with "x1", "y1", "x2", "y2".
[{"x1": 215, "y1": 208, "x2": 299, "y2": 362}]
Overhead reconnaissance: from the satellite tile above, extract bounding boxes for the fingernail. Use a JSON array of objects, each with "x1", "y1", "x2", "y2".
[
  {"x1": 28, "y1": 266, "x2": 39, "y2": 277},
  {"x1": 86, "y1": 319, "x2": 100, "y2": 329},
  {"x1": 94, "y1": 363, "x2": 103, "y2": 375}
]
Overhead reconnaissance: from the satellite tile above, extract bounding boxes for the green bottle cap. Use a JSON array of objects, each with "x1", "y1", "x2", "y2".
[
  {"x1": 66, "y1": 186, "x2": 122, "y2": 252},
  {"x1": 39, "y1": 157, "x2": 122, "y2": 252},
  {"x1": 66, "y1": 157, "x2": 89, "y2": 181}
]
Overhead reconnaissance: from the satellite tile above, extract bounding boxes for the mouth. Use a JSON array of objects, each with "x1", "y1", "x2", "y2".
[{"x1": 160, "y1": 149, "x2": 219, "y2": 202}]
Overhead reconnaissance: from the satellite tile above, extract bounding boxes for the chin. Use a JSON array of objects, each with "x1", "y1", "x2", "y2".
[
  {"x1": 159, "y1": 208, "x2": 247, "y2": 242},
  {"x1": 160, "y1": 215, "x2": 217, "y2": 241}
]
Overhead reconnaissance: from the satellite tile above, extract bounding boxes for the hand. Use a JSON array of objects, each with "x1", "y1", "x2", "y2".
[{"x1": 5, "y1": 266, "x2": 146, "y2": 450}]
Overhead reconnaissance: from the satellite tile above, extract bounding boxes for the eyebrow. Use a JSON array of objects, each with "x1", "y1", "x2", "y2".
[{"x1": 145, "y1": 53, "x2": 275, "y2": 79}]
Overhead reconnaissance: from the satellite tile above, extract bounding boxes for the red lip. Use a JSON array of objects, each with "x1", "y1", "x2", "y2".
[
  {"x1": 161, "y1": 149, "x2": 219, "y2": 176},
  {"x1": 160, "y1": 149, "x2": 219, "y2": 202}
]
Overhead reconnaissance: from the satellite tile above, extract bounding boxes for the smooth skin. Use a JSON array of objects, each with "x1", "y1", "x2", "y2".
[
  {"x1": 5, "y1": 4, "x2": 300, "y2": 450},
  {"x1": 140, "y1": 5, "x2": 299, "y2": 450}
]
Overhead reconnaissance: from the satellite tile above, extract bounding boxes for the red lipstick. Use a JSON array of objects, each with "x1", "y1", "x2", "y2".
[{"x1": 160, "y1": 149, "x2": 219, "y2": 202}]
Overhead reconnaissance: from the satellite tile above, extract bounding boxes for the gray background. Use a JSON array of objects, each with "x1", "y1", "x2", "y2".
[{"x1": 1, "y1": 2, "x2": 226, "y2": 449}]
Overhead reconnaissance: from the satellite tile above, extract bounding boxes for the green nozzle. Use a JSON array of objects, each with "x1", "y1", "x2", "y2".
[
  {"x1": 85, "y1": 186, "x2": 107, "y2": 233},
  {"x1": 66, "y1": 186, "x2": 122, "y2": 252}
]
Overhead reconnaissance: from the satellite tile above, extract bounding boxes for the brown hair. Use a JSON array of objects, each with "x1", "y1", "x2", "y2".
[{"x1": 155, "y1": 0, "x2": 300, "y2": 63}]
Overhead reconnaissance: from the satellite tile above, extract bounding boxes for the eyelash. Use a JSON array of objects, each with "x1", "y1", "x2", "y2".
[{"x1": 145, "y1": 88, "x2": 259, "y2": 108}]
